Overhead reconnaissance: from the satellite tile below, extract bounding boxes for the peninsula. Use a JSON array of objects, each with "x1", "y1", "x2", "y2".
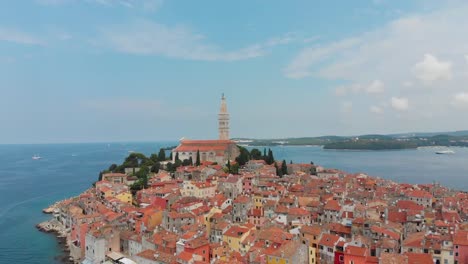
[{"x1": 38, "y1": 96, "x2": 468, "y2": 264}]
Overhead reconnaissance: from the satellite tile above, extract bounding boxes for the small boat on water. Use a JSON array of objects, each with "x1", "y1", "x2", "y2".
[
  {"x1": 435, "y1": 150, "x2": 455, "y2": 154},
  {"x1": 32, "y1": 155, "x2": 42, "y2": 160}
]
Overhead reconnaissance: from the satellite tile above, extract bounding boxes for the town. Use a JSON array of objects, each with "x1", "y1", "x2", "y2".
[{"x1": 38, "y1": 96, "x2": 468, "y2": 264}]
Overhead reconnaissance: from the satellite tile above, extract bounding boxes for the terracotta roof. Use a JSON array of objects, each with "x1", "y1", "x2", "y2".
[
  {"x1": 319, "y1": 234, "x2": 341, "y2": 248},
  {"x1": 453, "y1": 230, "x2": 468, "y2": 246},
  {"x1": 345, "y1": 245, "x2": 367, "y2": 256},
  {"x1": 324, "y1": 200, "x2": 341, "y2": 211},
  {"x1": 405, "y1": 252, "x2": 433, "y2": 264}
]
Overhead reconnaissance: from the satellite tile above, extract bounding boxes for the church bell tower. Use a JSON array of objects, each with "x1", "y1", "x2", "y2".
[{"x1": 218, "y1": 94, "x2": 230, "y2": 140}]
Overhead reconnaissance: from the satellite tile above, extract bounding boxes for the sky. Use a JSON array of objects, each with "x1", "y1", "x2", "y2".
[{"x1": 1, "y1": 0, "x2": 468, "y2": 143}]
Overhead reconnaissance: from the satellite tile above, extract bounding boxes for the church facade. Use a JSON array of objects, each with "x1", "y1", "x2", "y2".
[{"x1": 172, "y1": 95, "x2": 240, "y2": 165}]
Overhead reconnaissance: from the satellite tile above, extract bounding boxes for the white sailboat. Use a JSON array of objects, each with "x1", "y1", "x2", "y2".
[{"x1": 32, "y1": 154, "x2": 42, "y2": 160}]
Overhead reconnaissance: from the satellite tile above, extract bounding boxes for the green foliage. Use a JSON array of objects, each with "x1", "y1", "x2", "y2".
[
  {"x1": 150, "y1": 154, "x2": 159, "y2": 163},
  {"x1": 265, "y1": 149, "x2": 275, "y2": 165},
  {"x1": 166, "y1": 162, "x2": 175, "y2": 172},
  {"x1": 250, "y1": 148, "x2": 262, "y2": 160},
  {"x1": 135, "y1": 166, "x2": 149, "y2": 179},
  {"x1": 98, "y1": 171, "x2": 103, "y2": 181},
  {"x1": 150, "y1": 162, "x2": 161, "y2": 173},
  {"x1": 175, "y1": 152, "x2": 180, "y2": 162},
  {"x1": 196, "y1": 150, "x2": 201, "y2": 166},
  {"x1": 323, "y1": 140, "x2": 418, "y2": 150},
  {"x1": 235, "y1": 146, "x2": 251, "y2": 166},
  {"x1": 281, "y1": 160, "x2": 288, "y2": 175},
  {"x1": 158, "y1": 148, "x2": 166, "y2": 161},
  {"x1": 182, "y1": 159, "x2": 192, "y2": 166},
  {"x1": 108, "y1": 164, "x2": 118, "y2": 172},
  {"x1": 123, "y1": 153, "x2": 149, "y2": 168}
]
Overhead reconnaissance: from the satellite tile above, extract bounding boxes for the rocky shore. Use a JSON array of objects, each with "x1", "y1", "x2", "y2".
[{"x1": 37, "y1": 202, "x2": 77, "y2": 264}]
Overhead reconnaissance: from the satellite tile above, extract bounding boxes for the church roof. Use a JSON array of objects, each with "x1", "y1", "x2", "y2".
[{"x1": 173, "y1": 140, "x2": 235, "y2": 152}]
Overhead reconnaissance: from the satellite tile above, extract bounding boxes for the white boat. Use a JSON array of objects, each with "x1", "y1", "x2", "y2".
[
  {"x1": 435, "y1": 150, "x2": 455, "y2": 154},
  {"x1": 32, "y1": 155, "x2": 42, "y2": 160}
]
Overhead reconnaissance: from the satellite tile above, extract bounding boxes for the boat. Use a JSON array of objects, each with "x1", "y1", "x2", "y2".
[
  {"x1": 32, "y1": 155, "x2": 42, "y2": 160},
  {"x1": 435, "y1": 150, "x2": 455, "y2": 154}
]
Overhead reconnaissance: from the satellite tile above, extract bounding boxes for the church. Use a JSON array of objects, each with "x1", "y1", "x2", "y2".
[{"x1": 172, "y1": 95, "x2": 240, "y2": 165}]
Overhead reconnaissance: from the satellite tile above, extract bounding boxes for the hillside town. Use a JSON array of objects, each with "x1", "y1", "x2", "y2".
[{"x1": 38, "y1": 96, "x2": 468, "y2": 264}]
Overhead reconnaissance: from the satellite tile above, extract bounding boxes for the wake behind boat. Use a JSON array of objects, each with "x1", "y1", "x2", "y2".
[
  {"x1": 32, "y1": 154, "x2": 42, "y2": 160},
  {"x1": 436, "y1": 149, "x2": 455, "y2": 154}
]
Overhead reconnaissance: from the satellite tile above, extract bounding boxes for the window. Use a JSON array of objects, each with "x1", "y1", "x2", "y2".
[{"x1": 339, "y1": 255, "x2": 344, "y2": 261}]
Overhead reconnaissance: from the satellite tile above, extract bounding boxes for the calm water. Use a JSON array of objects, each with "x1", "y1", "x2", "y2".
[{"x1": 0, "y1": 143, "x2": 467, "y2": 263}]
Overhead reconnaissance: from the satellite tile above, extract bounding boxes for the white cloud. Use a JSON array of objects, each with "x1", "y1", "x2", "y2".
[
  {"x1": 366, "y1": 80, "x2": 385, "y2": 94},
  {"x1": 99, "y1": 20, "x2": 291, "y2": 61},
  {"x1": 412, "y1": 54, "x2": 452, "y2": 84},
  {"x1": 284, "y1": 38, "x2": 361, "y2": 78},
  {"x1": 370, "y1": 105, "x2": 383, "y2": 114},
  {"x1": 452, "y1": 92, "x2": 468, "y2": 108},
  {"x1": 391, "y1": 97, "x2": 409, "y2": 111},
  {"x1": 0, "y1": 27, "x2": 44, "y2": 45}
]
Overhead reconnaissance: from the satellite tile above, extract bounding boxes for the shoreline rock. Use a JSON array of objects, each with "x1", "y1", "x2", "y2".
[{"x1": 36, "y1": 219, "x2": 77, "y2": 264}]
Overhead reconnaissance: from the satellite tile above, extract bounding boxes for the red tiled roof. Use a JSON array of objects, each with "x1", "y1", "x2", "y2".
[{"x1": 345, "y1": 245, "x2": 367, "y2": 256}]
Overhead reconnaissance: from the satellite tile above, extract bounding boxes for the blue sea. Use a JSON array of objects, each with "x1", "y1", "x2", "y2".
[{"x1": 0, "y1": 142, "x2": 467, "y2": 264}]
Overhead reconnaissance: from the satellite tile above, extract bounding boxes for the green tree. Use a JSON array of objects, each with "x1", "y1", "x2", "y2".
[
  {"x1": 275, "y1": 162, "x2": 281, "y2": 177},
  {"x1": 230, "y1": 163, "x2": 239, "y2": 174},
  {"x1": 188, "y1": 157, "x2": 193, "y2": 165},
  {"x1": 166, "y1": 162, "x2": 175, "y2": 172},
  {"x1": 281, "y1": 160, "x2": 288, "y2": 175},
  {"x1": 108, "y1": 164, "x2": 118, "y2": 172},
  {"x1": 196, "y1": 150, "x2": 201, "y2": 166},
  {"x1": 158, "y1": 148, "x2": 166, "y2": 161},
  {"x1": 266, "y1": 149, "x2": 275, "y2": 165},
  {"x1": 98, "y1": 171, "x2": 103, "y2": 181},
  {"x1": 235, "y1": 146, "x2": 251, "y2": 166},
  {"x1": 182, "y1": 159, "x2": 192, "y2": 166},
  {"x1": 135, "y1": 166, "x2": 149, "y2": 179},
  {"x1": 150, "y1": 162, "x2": 161, "y2": 173},
  {"x1": 175, "y1": 152, "x2": 180, "y2": 162},
  {"x1": 250, "y1": 148, "x2": 262, "y2": 160},
  {"x1": 263, "y1": 148, "x2": 267, "y2": 160},
  {"x1": 150, "y1": 153, "x2": 159, "y2": 163}
]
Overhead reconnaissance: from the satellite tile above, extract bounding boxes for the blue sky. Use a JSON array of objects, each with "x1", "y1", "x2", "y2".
[{"x1": 1, "y1": 0, "x2": 468, "y2": 143}]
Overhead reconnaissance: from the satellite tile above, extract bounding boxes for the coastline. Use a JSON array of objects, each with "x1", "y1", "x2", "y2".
[{"x1": 37, "y1": 202, "x2": 76, "y2": 264}]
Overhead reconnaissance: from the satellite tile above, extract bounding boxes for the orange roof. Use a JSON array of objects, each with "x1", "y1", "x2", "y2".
[
  {"x1": 174, "y1": 140, "x2": 235, "y2": 152},
  {"x1": 453, "y1": 230, "x2": 468, "y2": 246},
  {"x1": 319, "y1": 234, "x2": 341, "y2": 248},
  {"x1": 345, "y1": 245, "x2": 367, "y2": 256},
  {"x1": 405, "y1": 252, "x2": 433, "y2": 264}
]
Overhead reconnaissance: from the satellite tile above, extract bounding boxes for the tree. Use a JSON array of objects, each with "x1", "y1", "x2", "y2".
[
  {"x1": 188, "y1": 157, "x2": 193, "y2": 165},
  {"x1": 166, "y1": 162, "x2": 174, "y2": 172},
  {"x1": 182, "y1": 159, "x2": 192, "y2": 166},
  {"x1": 281, "y1": 160, "x2": 288, "y2": 175},
  {"x1": 98, "y1": 171, "x2": 103, "y2": 181},
  {"x1": 150, "y1": 162, "x2": 161, "y2": 173},
  {"x1": 108, "y1": 164, "x2": 118, "y2": 172},
  {"x1": 290, "y1": 160, "x2": 293, "y2": 164},
  {"x1": 123, "y1": 153, "x2": 148, "y2": 168},
  {"x1": 263, "y1": 148, "x2": 267, "y2": 160},
  {"x1": 150, "y1": 153, "x2": 159, "y2": 163},
  {"x1": 266, "y1": 149, "x2": 275, "y2": 165},
  {"x1": 135, "y1": 166, "x2": 149, "y2": 179},
  {"x1": 230, "y1": 163, "x2": 239, "y2": 174},
  {"x1": 196, "y1": 150, "x2": 201, "y2": 166},
  {"x1": 235, "y1": 146, "x2": 251, "y2": 166},
  {"x1": 275, "y1": 162, "x2": 281, "y2": 177},
  {"x1": 175, "y1": 152, "x2": 180, "y2": 162},
  {"x1": 158, "y1": 148, "x2": 166, "y2": 161},
  {"x1": 250, "y1": 148, "x2": 262, "y2": 160},
  {"x1": 169, "y1": 152, "x2": 173, "y2": 161}
]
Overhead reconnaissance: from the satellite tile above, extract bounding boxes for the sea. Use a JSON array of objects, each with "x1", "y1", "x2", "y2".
[{"x1": 0, "y1": 142, "x2": 467, "y2": 264}]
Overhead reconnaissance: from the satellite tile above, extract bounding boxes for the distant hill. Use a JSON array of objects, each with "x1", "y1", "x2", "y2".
[{"x1": 233, "y1": 130, "x2": 468, "y2": 150}]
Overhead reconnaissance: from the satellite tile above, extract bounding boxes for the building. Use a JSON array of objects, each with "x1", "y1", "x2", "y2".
[{"x1": 172, "y1": 94, "x2": 240, "y2": 165}]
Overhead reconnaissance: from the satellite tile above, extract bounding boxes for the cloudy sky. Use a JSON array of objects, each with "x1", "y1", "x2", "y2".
[{"x1": 1, "y1": 0, "x2": 468, "y2": 143}]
